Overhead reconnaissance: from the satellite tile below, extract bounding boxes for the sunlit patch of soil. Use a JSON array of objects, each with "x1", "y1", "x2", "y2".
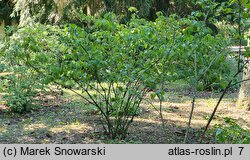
[{"x1": 0, "y1": 89, "x2": 249, "y2": 144}]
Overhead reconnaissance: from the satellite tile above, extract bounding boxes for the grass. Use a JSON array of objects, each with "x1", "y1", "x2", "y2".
[{"x1": 0, "y1": 82, "x2": 249, "y2": 144}]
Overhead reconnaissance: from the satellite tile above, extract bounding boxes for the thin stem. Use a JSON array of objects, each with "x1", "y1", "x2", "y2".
[
  {"x1": 231, "y1": 78, "x2": 250, "y2": 87},
  {"x1": 184, "y1": 51, "x2": 198, "y2": 144},
  {"x1": 184, "y1": 95, "x2": 196, "y2": 143},
  {"x1": 200, "y1": 80, "x2": 232, "y2": 142},
  {"x1": 200, "y1": 67, "x2": 244, "y2": 142}
]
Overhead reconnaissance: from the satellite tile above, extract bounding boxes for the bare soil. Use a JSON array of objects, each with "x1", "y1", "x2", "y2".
[{"x1": 0, "y1": 90, "x2": 249, "y2": 144}]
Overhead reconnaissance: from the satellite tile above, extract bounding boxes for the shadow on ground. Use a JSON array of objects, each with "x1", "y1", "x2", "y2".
[
  {"x1": 0, "y1": 100, "x2": 203, "y2": 144},
  {"x1": 1, "y1": 90, "x2": 248, "y2": 144}
]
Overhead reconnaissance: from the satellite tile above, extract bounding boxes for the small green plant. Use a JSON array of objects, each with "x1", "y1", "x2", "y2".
[
  {"x1": 4, "y1": 91, "x2": 34, "y2": 113},
  {"x1": 209, "y1": 117, "x2": 250, "y2": 144},
  {"x1": 3, "y1": 67, "x2": 43, "y2": 113}
]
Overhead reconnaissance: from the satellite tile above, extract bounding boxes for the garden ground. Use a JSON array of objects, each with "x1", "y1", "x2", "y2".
[{"x1": 0, "y1": 83, "x2": 249, "y2": 144}]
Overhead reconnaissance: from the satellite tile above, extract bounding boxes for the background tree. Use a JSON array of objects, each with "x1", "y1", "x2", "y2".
[
  {"x1": 234, "y1": 0, "x2": 250, "y2": 110},
  {"x1": 238, "y1": 61, "x2": 250, "y2": 110}
]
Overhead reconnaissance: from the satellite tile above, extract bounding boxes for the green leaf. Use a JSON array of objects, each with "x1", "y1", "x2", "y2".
[
  {"x1": 150, "y1": 93, "x2": 156, "y2": 100},
  {"x1": 216, "y1": 128, "x2": 223, "y2": 136},
  {"x1": 128, "y1": 7, "x2": 138, "y2": 12}
]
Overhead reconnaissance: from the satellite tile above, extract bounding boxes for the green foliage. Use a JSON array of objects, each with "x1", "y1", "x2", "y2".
[
  {"x1": 1, "y1": 29, "x2": 46, "y2": 113},
  {"x1": 2, "y1": 12, "x2": 232, "y2": 139},
  {"x1": 172, "y1": 16, "x2": 231, "y2": 91},
  {"x1": 209, "y1": 117, "x2": 250, "y2": 144},
  {"x1": 3, "y1": 67, "x2": 43, "y2": 113},
  {"x1": 0, "y1": 63, "x2": 6, "y2": 72}
]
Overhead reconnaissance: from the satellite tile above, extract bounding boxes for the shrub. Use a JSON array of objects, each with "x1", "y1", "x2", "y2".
[{"x1": 3, "y1": 13, "x2": 231, "y2": 139}]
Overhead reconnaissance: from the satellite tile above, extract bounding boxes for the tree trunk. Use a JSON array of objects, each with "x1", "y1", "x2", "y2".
[
  {"x1": 237, "y1": 61, "x2": 250, "y2": 110},
  {"x1": 0, "y1": 20, "x2": 4, "y2": 39},
  {"x1": 148, "y1": 0, "x2": 170, "y2": 20},
  {"x1": 104, "y1": 0, "x2": 114, "y2": 12}
]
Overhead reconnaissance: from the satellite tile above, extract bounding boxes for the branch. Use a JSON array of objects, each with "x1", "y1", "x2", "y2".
[
  {"x1": 199, "y1": 63, "x2": 245, "y2": 142},
  {"x1": 230, "y1": 78, "x2": 250, "y2": 88},
  {"x1": 26, "y1": 61, "x2": 96, "y2": 106},
  {"x1": 144, "y1": 98, "x2": 160, "y2": 114}
]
